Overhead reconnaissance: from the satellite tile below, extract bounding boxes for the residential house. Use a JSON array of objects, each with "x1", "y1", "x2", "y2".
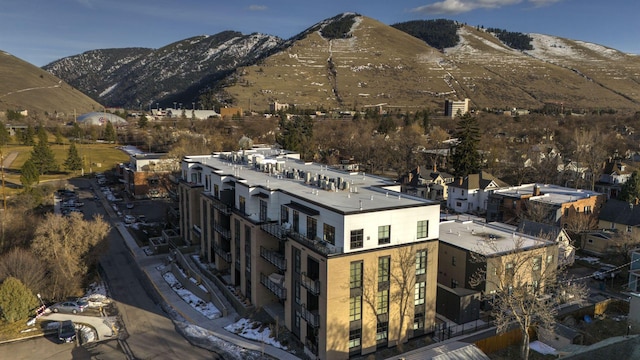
[
  {"x1": 594, "y1": 159, "x2": 633, "y2": 200},
  {"x1": 446, "y1": 171, "x2": 509, "y2": 215},
  {"x1": 598, "y1": 199, "x2": 640, "y2": 237},
  {"x1": 517, "y1": 220, "x2": 575, "y2": 267},
  {"x1": 438, "y1": 219, "x2": 558, "y2": 300},
  {"x1": 178, "y1": 148, "x2": 441, "y2": 359},
  {"x1": 628, "y1": 250, "x2": 640, "y2": 292},
  {"x1": 398, "y1": 166, "x2": 454, "y2": 201}
]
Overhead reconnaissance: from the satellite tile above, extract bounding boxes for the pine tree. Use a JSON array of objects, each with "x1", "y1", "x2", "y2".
[
  {"x1": 620, "y1": 170, "x2": 640, "y2": 203},
  {"x1": 20, "y1": 125, "x2": 35, "y2": 146},
  {"x1": 0, "y1": 277, "x2": 38, "y2": 322},
  {"x1": 0, "y1": 123, "x2": 11, "y2": 146},
  {"x1": 20, "y1": 159, "x2": 39, "y2": 189},
  {"x1": 30, "y1": 137, "x2": 58, "y2": 175},
  {"x1": 104, "y1": 121, "x2": 117, "y2": 143},
  {"x1": 450, "y1": 113, "x2": 481, "y2": 177},
  {"x1": 64, "y1": 142, "x2": 83, "y2": 172}
]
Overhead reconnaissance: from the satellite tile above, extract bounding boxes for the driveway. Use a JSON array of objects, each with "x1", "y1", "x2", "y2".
[{"x1": 42, "y1": 313, "x2": 116, "y2": 341}]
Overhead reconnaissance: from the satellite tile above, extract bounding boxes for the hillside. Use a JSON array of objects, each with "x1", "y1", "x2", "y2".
[
  {"x1": 34, "y1": 13, "x2": 640, "y2": 113},
  {"x1": 0, "y1": 51, "x2": 102, "y2": 118},
  {"x1": 224, "y1": 15, "x2": 640, "y2": 112}
]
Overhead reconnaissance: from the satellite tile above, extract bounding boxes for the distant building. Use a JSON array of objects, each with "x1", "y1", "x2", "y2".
[
  {"x1": 76, "y1": 112, "x2": 127, "y2": 126},
  {"x1": 150, "y1": 108, "x2": 219, "y2": 120},
  {"x1": 444, "y1": 99, "x2": 470, "y2": 118},
  {"x1": 446, "y1": 171, "x2": 509, "y2": 214},
  {"x1": 219, "y1": 107, "x2": 243, "y2": 119},
  {"x1": 269, "y1": 101, "x2": 290, "y2": 113}
]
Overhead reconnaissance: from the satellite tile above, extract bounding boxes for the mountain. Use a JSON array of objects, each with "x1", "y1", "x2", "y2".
[
  {"x1": 42, "y1": 14, "x2": 640, "y2": 113},
  {"x1": 0, "y1": 51, "x2": 102, "y2": 117},
  {"x1": 43, "y1": 31, "x2": 281, "y2": 109}
]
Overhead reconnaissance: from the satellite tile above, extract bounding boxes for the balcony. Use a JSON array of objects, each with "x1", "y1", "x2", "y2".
[
  {"x1": 212, "y1": 223, "x2": 231, "y2": 240},
  {"x1": 300, "y1": 272, "x2": 321, "y2": 296},
  {"x1": 260, "y1": 246, "x2": 287, "y2": 271},
  {"x1": 260, "y1": 273, "x2": 287, "y2": 300},
  {"x1": 289, "y1": 231, "x2": 342, "y2": 257},
  {"x1": 208, "y1": 195, "x2": 233, "y2": 215},
  {"x1": 260, "y1": 222, "x2": 289, "y2": 241},
  {"x1": 301, "y1": 305, "x2": 320, "y2": 328},
  {"x1": 213, "y1": 243, "x2": 232, "y2": 263}
]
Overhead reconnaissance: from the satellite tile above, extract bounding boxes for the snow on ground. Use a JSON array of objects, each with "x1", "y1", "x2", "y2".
[
  {"x1": 162, "y1": 272, "x2": 222, "y2": 319},
  {"x1": 82, "y1": 281, "x2": 111, "y2": 308},
  {"x1": 224, "y1": 318, "x2": 287, "y2": 350}
]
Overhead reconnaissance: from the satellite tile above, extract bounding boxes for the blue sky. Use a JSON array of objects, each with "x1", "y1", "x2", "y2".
[{"x1": 2, "y1": 0, "x2": 638, "y2": 67}]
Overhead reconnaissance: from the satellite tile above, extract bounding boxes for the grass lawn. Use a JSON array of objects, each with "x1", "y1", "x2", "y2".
[
  {"x1": 2, "y1": 143, "x2": 129, "y2": 195},
  {"x1": 0, "y1": 320, "x2": 45, "y2": 342}
]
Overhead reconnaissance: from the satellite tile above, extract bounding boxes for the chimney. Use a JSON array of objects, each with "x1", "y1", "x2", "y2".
[
  {"x1": 433, "y1": 163, "x2": 437, "y2": 172},
  {"x1": 533, "y1": 185, "x2": 541, "y2": 196},
  {"x1": 458, "y1": 177, "x2": 463, "y2": 185}
]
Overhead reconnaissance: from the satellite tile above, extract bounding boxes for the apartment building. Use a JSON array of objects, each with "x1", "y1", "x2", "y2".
[
  {"x1": 438, "y1": 219, "x2": 558, "y2": 299},
  {"x1": 178, "y1": 148, "x2": 441, "y2": 359},
  {"x1": 444, "y1": 98, "x2": 470, "y2": 118}
]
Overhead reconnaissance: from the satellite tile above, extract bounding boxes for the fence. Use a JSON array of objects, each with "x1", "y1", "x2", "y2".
[{"x1": 431, "y1": 314, "x2": 493, "y2": 342}]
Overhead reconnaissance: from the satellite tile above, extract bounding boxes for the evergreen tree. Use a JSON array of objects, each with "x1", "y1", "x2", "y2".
[
  {"x1": 20, "y1": 125, "x2": 35, "y2": 146},
  {"x1": 138, "y1": 115, "x2": 149, "y2": 129},
  {"x1": 54, "y1": 125, "x2": 64, "y2": 144},
  {"x1": 30, "y1": 137, "x2": 58, "y2": 175},
  {"x1": 0, "y1": 123, "x2": 11, "y2": 146},
  {"x1": 620, "y1": 170, "x2": 640, "y2": 203},
  {"x1": 450, "y1": 113, "x2": 481, "y2": 177},
  {"x1": 0, "y1": 277, "x2": 38, "y2": 322},
  {"x1": 71, "y1": 122, "x2": 83, "y2": 141},
  {"x1": 64, "y1": 142, "x2": 83, "y2": 172},
  {"x1": 20, "y1": 159, "x2": 39, "y2": 189},
  {"x1": 104, "y1": 121, "x2": 117, "y2": 143},
  {"x1": 36, "y1": 125, "x2": 48, "y2": 145}
]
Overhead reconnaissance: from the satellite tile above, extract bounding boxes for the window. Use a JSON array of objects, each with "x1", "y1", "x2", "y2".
[
  {"x1": 234, "y1": 219, "x2": 241, "y2": 242},
  {"x1": 415, "y1": 281, "x2": 425, "y2": 305},
  {"x1": 413, "y1": 312, "x2": 425, "y2": 330},
  {"x1": 416, "y1": 250, "x2": 427, "y2": 275},
  {"x1": 451, "y1": 279, "x2": 458, "y2": 288},
  {"x1": 293, "y1": 247, "x2": 301, "y2": 273},
  {"x1": 348, "y1": 328, "x2": 361, "y2": 349},
  {"x1": 214, "y1": 184, "x2": 219, "y2": 198},
  {"x1": 532, "y1": 256, "x2": 542, "y2": 271},
  {"x1": 205, "y1": 174, "x2": 211, "y2": 191},
  {"x1": 376, "y1": 290, "x2": 389, "y2": 314},
  {"x1": 323, "y1": 223, "x2": 335, "y2": 245},
  {"x1": 259, "y1": 200, "x2": 267, "y2": 222},
  {"x1": 350, "y1": 261, "x2": 363, "y2": 288},
  {"x1": 547, "y1": 254, "x2": 554, "y2": 264},
  {"x1": 280, "y1": 205, "x2": 289, "y2": 224},
  {"x1": 564, "y1": 208, "x2": 569, "y2": 216},
  {"x1": 293, "y1": 210, "x2": 300, "y2": 233},
  {"x1": 417, "y1": 220, "x2": 428, "y2": 239},
  {"x1": 378, "y1": 225, "x2": 391, "y2": 244},
  {"x1": 376, "y1": 321, "x2": 389, "y2": 342},
  {"x1": 452, "y1": 256, "x2": 457, "y2": 266},
  {"x1": 506, "y1": 262, "x2": 514, "y2": 275},
  {"x1": 239, "y1": 196, "x2": 246, "y2": 214},
  {"x1": 349, "y1": 296, "x2": 362, "y2": 321},
  {"x1": 350, "y1": 229, "x2": 364, "y2": 249},
  {"x1": 307, "y1": 216, "x2": 317, "y2": 240},
  {"x1": 585, "y1": 205, "x2": 592, "y2": 214},
  {"x1": 378, "y1": 256, "x2": 390, "y2": 283}
]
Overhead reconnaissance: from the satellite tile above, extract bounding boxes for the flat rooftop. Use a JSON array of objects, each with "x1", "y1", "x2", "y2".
[
  {"x1": 439, "y1": 219, "x2": 554, "y2": 256},
  {"x1": 184, "y1": 150, "x2": 438, "y2": 214},
  {"x1": 495, "y1": 183, "x2": 602, "y2": 205}
]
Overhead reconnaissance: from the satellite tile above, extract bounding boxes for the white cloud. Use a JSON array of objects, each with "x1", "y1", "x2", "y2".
[
  {"x1": 411, "y1": 0, "x2": 562, "y2": 15},
  {"x1": 248, "y1": 5, "x2": 267, "y2": 11}
]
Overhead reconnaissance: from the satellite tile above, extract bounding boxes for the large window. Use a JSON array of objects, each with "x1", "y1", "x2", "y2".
[
  {"x1": 323, "y1": 223, "x2": 335, "y2": 245},
  {"x1": 214, "y1": 184, "x2": 219, "y2": 198},
  {"x1": 293, "y1": 210, "x2": 300, "y2": 233},
  {"x1": 259, "y1": 200, "x2": 267, "y2": 222},
  {"x1": 306, "y1": 216, "x2": 317, "y2": 240},
  {"x1": 280, "y1": 205, "x2": 289, "y2": 224},
  {"x1": 348, "y1": 328, "x2": 361, "y2": 349},
  {"x1": 413, "y1": 312, "x2": 425, "y2": 330},
  {"x1": 415, "y1": 281, "x2": 425, "y2": 305},
  {"x1": 378, "y1": 256, "x2": 390, "y2": 283},
  {"x1": 350, "y1": 261, "x2": 363, "y2": 289},
  {"x1": 376, "y1": 290, "x2": 389, "y2": 314},
  {"x1": 378, "y1": 225, "x2": 390, "y2": 245},
  {"x1": 350, "y1": 229, "x2": 364, "y2": 249},
  {"x1": 349, "y1": 296, "x2": 362, "y2": 321},
  {"x1": 417, "y1": 220, "x2": 428, "y2": 239},
  {"x1": 376, "y1": 321, "x2": 389, "y2": 342},
  {"x1": 532, "y1": 256, "x2": 542, "y2": 271},
  {"x1": 239, "y1": 196, "x2": 246, "y2": 214},
  {"x1": 416, "y1": 249, "x2": 427, "y2": 275}
]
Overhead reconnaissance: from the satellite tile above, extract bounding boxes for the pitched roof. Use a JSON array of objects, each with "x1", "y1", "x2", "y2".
[
  {"x1": 449, "y1": 171, "x2": 509, "y2": 190},
  {"x1": 518, "y1": 220, "x2": 569, "y2": 242},
  {"x1": 599, "y1": 199, "x2": 640, "y2": 226}
]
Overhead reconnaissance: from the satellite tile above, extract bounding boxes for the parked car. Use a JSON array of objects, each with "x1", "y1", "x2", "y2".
[
  {"x1": 58, "y1": 320, "x2": 76, "y2": 343},
  {"x1": 592, "y1": 264, "x2": 620, "y2": 280},
  {"x1": 50, "y1": 299, "x2": 88, "y2": 314},
  {"x1": 126, "y1": 203, "x2": 134, "y2": 209},
  {"x1": 124, "y1": 215, "x2": 136, "y2": 224}
]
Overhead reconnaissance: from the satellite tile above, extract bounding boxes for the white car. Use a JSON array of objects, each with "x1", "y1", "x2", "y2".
[{"x1": 124, "y1": 215, "x2": 136, "y2": 224}]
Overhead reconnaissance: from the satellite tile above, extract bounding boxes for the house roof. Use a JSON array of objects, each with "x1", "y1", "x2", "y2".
[
  {"x1": 449, "y1": 171, "x2": 509, "y2": 190},
  {"x1": 599, "y1": 199, "x2": 640, "y2": 226},
  {"x1": 517, "y1": 220, "x2": 570, "y2": 242},
  {"x1": 602, "y1": 160, "x2": 633, "y2": 175}
]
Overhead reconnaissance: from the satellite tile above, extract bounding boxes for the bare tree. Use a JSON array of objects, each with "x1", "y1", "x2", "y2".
[
  {"x1": 0, "y1": 248, "x2": 48, "y2": 296},
  {"x1": 30, "y1": 212, "x2": 109, "y2": 300},
  {"x1": 469, "y1": 237, "x2": 588, "y2": 360}
]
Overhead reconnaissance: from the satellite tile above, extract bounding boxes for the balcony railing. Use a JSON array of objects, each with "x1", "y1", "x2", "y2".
[
  {"x1": 260, "y1": 246, "x2": 287, "y2": 271},
  {"x1": 212, "y1": 223, "x2": 231, "y2": 240},
  {"x1": 260, "y1": 273, "x2": 287, "y2": 300},
  {"x1": 300, "y1": 272, "x2": 321, "y2": 296},
  {"x1": 209, "y1": 196, "x2": 232, "y2": 215},
  {"x1": 213, "y1": 243, "x2": 232, "y2": 263},
  {"x1": 289, "y1": 231, "x2": 342, "y2": 256},
  {"x1": 260, "y1": 222, "x2": 289, "y2": 241},
  {"x1": 301, "y1": 305, "x2": 320, "y2": 328}
]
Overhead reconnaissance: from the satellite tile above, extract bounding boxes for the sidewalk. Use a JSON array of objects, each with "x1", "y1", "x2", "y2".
[{"x1": 114, "y1": 223, "x2": 300, "y2": 360}]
